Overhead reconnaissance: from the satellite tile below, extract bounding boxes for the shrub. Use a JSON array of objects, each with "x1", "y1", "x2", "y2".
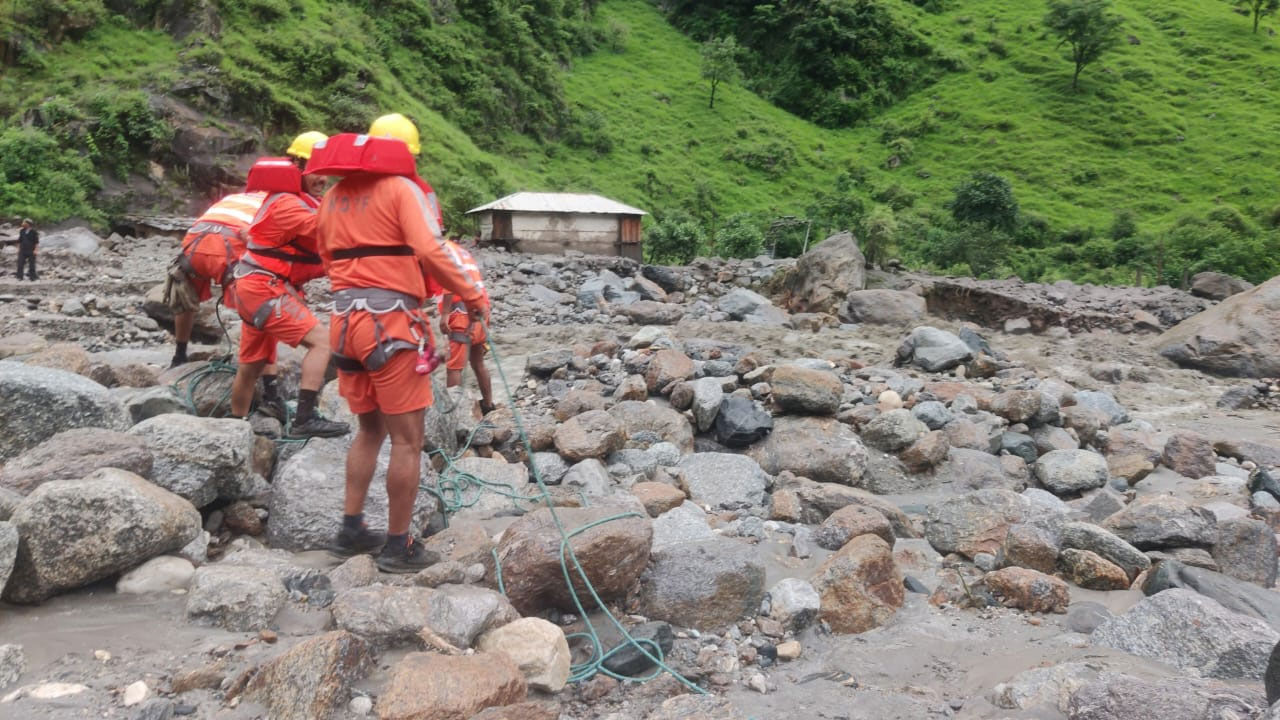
[
  {"x1": 714, "y1": 213, "x2": 765, "y2": 259},
  {"x1": 645, "y1": 210, "x2": 706, "y2": 264},
  {"x1": 722, "y1": 139, "x2": 796, "y2": 178},
  {"x1": 947, "y1": 171, "x2": 1019, "y2": 232},
  {"x1": 1109, "y1": 209, "x2": 1138, "y2": 239}
]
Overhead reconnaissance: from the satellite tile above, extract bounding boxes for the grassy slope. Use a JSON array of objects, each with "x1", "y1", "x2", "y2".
[{"x1": 539, "y1": 0, "x2": 1280, "y2": 235}]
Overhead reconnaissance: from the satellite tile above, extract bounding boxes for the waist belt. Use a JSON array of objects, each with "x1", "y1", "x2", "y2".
[
  {"x1": 331, "y1": 288, "x2": 428, "y2": 373},
  {"x1": 250, "y1": 246, "x2": 322, "y2": 265},
  {"x1": 190, "y1": 221, "x2": 239, "y2": 236},
  {"x1": 330, "y1": 245, "x2": 415, "y2": 260}
]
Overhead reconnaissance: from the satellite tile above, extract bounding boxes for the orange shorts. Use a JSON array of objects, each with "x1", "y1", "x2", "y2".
[
  {"x1": 232, "y1": 274, "x2": 317, "y2": 365},
  {"x1": 445, "y1": 313, "x2": 486, "y2": 371},
  {"x1": 181, "y1": 230, "x2": 240, "y2": 303},
  {"x1": 333, "y1": 309, "x2": 435, "y2": 416}
]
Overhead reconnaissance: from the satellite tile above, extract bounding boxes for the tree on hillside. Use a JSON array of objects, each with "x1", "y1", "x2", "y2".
[
  {"x1": 947, "y1": 172, "x2": 1020, "y2": 232},
  {"x1": 700, "y1": 36, "x2": 742, "y2": 110},
  {"x1": 1043, "y1": 0, "x2": 1122, "y2": 90},
  {"x1": 1234, "y1": 0, "x2": 1280, "y2": 33}
]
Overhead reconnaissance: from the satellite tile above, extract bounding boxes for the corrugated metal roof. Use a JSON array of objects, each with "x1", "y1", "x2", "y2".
[{"x1": 466, "y1": 192, "x2": 647, "y2": 216}]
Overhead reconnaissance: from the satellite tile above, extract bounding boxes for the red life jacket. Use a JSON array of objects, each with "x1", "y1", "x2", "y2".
[
  {"x1": 305, "y1": 133, "x2": 444, "y2": 231},
  {"x1": 238, "y1": 158, "x2": 322, "y2": 285}
]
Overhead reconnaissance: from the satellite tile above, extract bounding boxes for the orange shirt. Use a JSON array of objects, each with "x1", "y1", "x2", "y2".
[
  {"x1": 436, "y1": 241, "x2": 489, "y2": 317},
  {"x1": 317, "y1": 174, "x2": 486, "y2": 308},
  {"x1": 243, "y1": 193, "x2": 323, "y2": 287}
]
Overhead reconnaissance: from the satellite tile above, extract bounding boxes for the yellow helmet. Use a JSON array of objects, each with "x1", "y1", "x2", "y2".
[
  {"x1": 368, "y1": 113, "x2": 420, "y2": 155},
  {"x1": 286, "y1": 131, "x2": 328, "y2": 160}
]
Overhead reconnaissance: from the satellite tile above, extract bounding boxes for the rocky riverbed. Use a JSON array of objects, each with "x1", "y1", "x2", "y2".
[{"x1": 0, "y1": 226, "x2": 1279, "y2": 720}]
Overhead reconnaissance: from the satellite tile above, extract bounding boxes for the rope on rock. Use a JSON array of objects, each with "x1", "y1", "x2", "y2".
[{"x1": 476, "y1": 317, "x2": 707, "y2": 694}]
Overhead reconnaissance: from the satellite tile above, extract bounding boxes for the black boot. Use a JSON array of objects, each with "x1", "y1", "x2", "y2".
[{"x1": 376, "y1": 534, "x2": 440, "y2": 574}]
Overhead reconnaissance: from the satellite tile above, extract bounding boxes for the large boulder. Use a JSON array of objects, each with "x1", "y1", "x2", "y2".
[
  {"x1": 553, "y1": 409, "x2": 625, "y2": 461},
  {"x1": 495, "y1": 506, "x2": 652, "y2": 615},
  {"x1": 811, "y1": 534, "x2": 903, "y2": 634},
  {"x1": 717, "y1": 288, "x2": 785, "y2": 323},
  {"x1": 1102, "y1": 494, "x2": 1216, "y2": 550},
  {"x1": 1093, "y1": 588, "x2": 1279, "y2": 679},
  {"x1": 185, "y1": 565, "x2": 286, "y2": 631},
  {"x1": 775, "y1": 231, "x2": 866, "y2": 314},
  {"x1": 0, "y1": 428, "x2": 152, "y2": 495},
  {"x1": 1143, "y1": 559, "x2": 1280, "y2": 630},
  {"x1": 268, "y1": 437, "x2": 439, "y2": 552},
  {"x1": 770, "y1": 365, "x2": 842, "y2": 416},
  {"x1": 4, "y1": 469, "x2": 200, "y2": 603},
  {"x1": 1059, "y1": 522, "x2": 1149, "y2": 582},
  {"x1": 925, "y1": 489, "x2": 1033, "y2": 559},
  {"x1": 128, "y1": 414, "x2": 255, "y2": 508},
  {"x1": 861, "y1": 409, "x2": 928, "y2": 452},
  {"x1": 895, "y1": 327, "x2": 973, "y2": 373},
  {"x1": 1156, "y1": 275, "x2": 1280, "y2": 377},
  {"x1": 840, "y1": 289, "x2": 926, "y2": 326},
  {"x1": 476, "y1": 618, "x2": 571, "y2": 693},
  {"x1": 1034, "y1": 450, "x2": 1109, "y2": 496},
  {"x1": 241, "y1": 631, "x2": 374, "y2": 720},
  {"x1": 1213, "y1": 517, "x2": 1278, "y2": 587},
  {"x1": 1161, "y1": 431, "x2": 1217, "y2": 479},
  {"x1": 643, "y1": 349, "x2": 694, "y2": 393},
  {"x1": 677, "y1": 453, "x2": 768, "y2": 510},
  {"x1": 985, "y1": 567, "x2": 1071, "y2": 613},
  {"x1": 609, "y1": 401, "x2": 694, "y2": 453},
  {"x1": 0, "y1": 362, "x2": 127, "y2": 460},
  {"x1": 39, "y1": 226, "x2": 100, "y2": 255},
  {"x1": 1190, "y1": 271, "x2": 1254, "y2": 301},
  {"x1": 1067, "y1": 672, "x2": 1266, "y2": 720},
  {"x1": 636, "y1": 538, "x2": 766, "y2": 630},
  {"x1": 748, "y1": 416, "x2": 868, "y2": 485},
  {"x1": 332, "y1": 584, "x2": 517, "y2": 649}
]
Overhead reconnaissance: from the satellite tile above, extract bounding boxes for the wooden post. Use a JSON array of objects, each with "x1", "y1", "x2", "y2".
[{"x1": 1135, "y1": 267, "x2": 1143, "y2": 286}]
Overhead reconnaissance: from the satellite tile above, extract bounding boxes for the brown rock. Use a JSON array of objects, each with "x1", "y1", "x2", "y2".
[
  {"x1": 223, "y1": 500, "x2": 262, "y2": 536},
  {"x1": 668, "y1": 381, "x2": 694, "y2": 411},
  {"x1": 553, "y1": 390, "x2": 608, "y2": 422},
  {"x1": 243, "y1": 631, "x2": 374, "y2": 720},
  {"x1": 922, "y1": 381, "x2": 995, "y2": 407},
  {"x1": 1108, "y1": 454, "x2": 1155, "y2": 485},
  {"x1": 814, "y1": 505, "x2": 894, "y2": 551},
  {"x1": 609, "y1": 401, "x2": 695, "y2": 453},
  {"x1": 1060, "y1": 406, "x2": 1109, "y2": 446},
  {"x1": 646, "y1": 694, "x2": 749, "y2": 720},
  {"x1": 171, "y1": 660, "x2": 227, "y2": 694},
  {"x1": 495, "y1": 506, "x2": 652, "y2": 614},
  {"x1": 614, "y1": 374, "x2": 648, "y2": 402},
  {"x1": 252, "y1": 435, "x2": 276, "y2": 478},
  {"x1": 811, "y1": 534, "x2": 904, "y2": 633},
  {"x1": 1059, "y1": 548, "x2": 1130, "y2": 591},
  {"x1": 990, "y1": 390, "x2": 1043, "y2": 424},
  {"x1": 553, "y1": 410, "x2": 625, "y2": 462},
  {"x1": 900, "y1": 431, "x2": 950, "y2": 472},
  {"x1": 1106, "y1": 427, "x2": 1163, "y2": 465},
  {"x1": 631, "y1": 482, "x2": 686, "y2": 517},
  {"x1": 113, "y1": 363, "x2": 160, "y2": 388},
  {"x1": 944, "y1": 418, "x2": 997, "y2": 453},
  {"x1": 644, "y1": 349, "x2": 694, "y2": 393},
  {"x1": 770, "y1": 365, "x2": 843, "y2": 416},
  {"x1": 1002, "y1": 523, "x2": 1060, "y2": 575},
  {"x1": 1162, "y1": 431, "x2": 1217, "y2": 479},
  {"x1": 782, "y1": 476, "x2": 918, "y2": 538},
  {"x1": 769, "y1": 488, "x2": 802, "y2": 523},
  {"x1": 328, "y1": 555, "x2": 380, "y2": 592},
  {"x1": 377, "y1": 652, "x2": 526, "y2": 720},
  {"x1": 0, "y1": 428, "x2": 154, "y2": 495},
  {"x1": 468, "y1": 701, "x2": 560, "y2": 720},
  {"x1": 984, "y1": 567, "x2": 1070, "y2": 613},
  {"x1": 1212, "y1": 438, "x2": 1280, "y2": 468},
  {"x1": 26, "y1": 342, "x2": 92, "y2": 375}
]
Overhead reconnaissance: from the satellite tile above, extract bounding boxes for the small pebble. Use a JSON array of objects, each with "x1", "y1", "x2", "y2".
[
  {"x1": 349, "y1": 695, "x2": 373, "y2": 716},
  {"x1": 122, "y1": 680, "x2": 148, "y2": 707},
  {"x1": 747, "y1": 673, "x2": 768, "y2": 694},
  {"x1": 258, "y1": 629, "x2": 278, "y2": 644},
  {"x1": 93, "y1": 650, "x2": 111, "y2": 662},
  {"x1": 776, "y1": 641, "x2": 802, "y2": 661}
]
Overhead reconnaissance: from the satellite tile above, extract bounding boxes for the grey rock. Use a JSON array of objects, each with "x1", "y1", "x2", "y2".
[
  {"x1": 118, "y1": 386, "x2": 189, "y2": 424},
  {"x1": 0, "y1": 644, "x2": 24, "y2": 690},
  {"x1": 993, "y1": 662, "x2": 1095, "y2": 711},
  {"x1": 766, "y1": 578, "x2": 821, "y2": 631},
  {"x1": 637, "y1": 538, "x2": 766, "y2": 630},
  {"x1": 862, "y1": 409, "x2": 928, "y2": 452},
  {"x1": 1213, "y1": 516, "x2": 1277, "y2": 587},
  {"x1": 1060, "y1": 522, "x2": 1150, "y2": 581},
  {"x1": 562, "y1": 459, "x2": 613, "y2": 498},
  {"x1": 1102, "y1": 494, "x2": 1217, "y2": 550},
  {"x1": 713, "y1": 395, "x2": 773, "y2": 448},
  {"x1": 333, "y1": 584, "x2": 518, "y2": 649},
  {"x1": 5, "y1": 469, "x2": 199, "y2": 603},
  {"x1": 1001, "y1": 431, "x2": 1039, "y2": 464},
  {"x1": 841, "y1": 289, "x2": 926, "y2": 326},
  {"x1": 268, "y1": 437, "x2": 439, "y2": 552},
  {"x1": 129, "y1": 414, "x2": 254, "y2": 508},
  {"x1": 601, "y1": 621, "x2": 674, "y2": 678},
  {"x1": 770, "y1": 365, "x2": 842, "y2": 416},
  {"x1": 609, "y1": 401, "x2": 695, "y2": 453},
  {"x1": 748, "y1": 416, "x2": 868, "y2": 485},
  {"x1": 1066, "y1": 601, "x2": 1113, "y2": 634},
  {"x1": 0, "y1": 428, "x2": 153, "y2": 496},
  {"x1": 649, "y1": 442, "x2": 682, "y2": 466},
  {"x1": 1067, "y1": 672, "x2": 1265, "y2": 720},
  {"x1": 1190, "y1": 271, "x2": 1254, "y2": 301},
  {"x1": 896, "y1": 327, "x2": 973, "y2": 373},
  {"x1": 1144, "y1": 559, "x2": 1280, "y2": 631},
  {"x1": 678, "y1": 453, "x2": 768, "y2": 510},
  {"x1": 911, "y1": 401, "x2": 953, "y2": 430},
  {"x1": 1093, "y1": 588, "x2": 1279, "y2": 679},
  {"x1": 1034, "y1": 450, "x2": 1109, "y2": 496},
  {"x1": 185, "y1": 565, "x2": 286, "y2": 631},
  {"x1": 0, "y1": 487, "x2": 19, "y2": 521},
  {"x1": 690, "y1": 377, "x2": 724, "y2": 433},
  {"x1": 1030, "y1": 425, "x2": 1077, "y2": 455},
  {"x1": 1022, "y1": 488, "x2": 1071, "y2": 514},
  {"x1": 0, "y1": 362, "x2": 128, "y2": 460},
  {"x1": 652, "y1": 501, "x2": 716, "y2": 550},
  {"x1": 0, "y1": 522, "x2": 15, "y2": 597},
  {"x1": 1073, "y1": 391, "x2": 1129, "y2": 426},
  {"x1": 925, "y1": 489, "x2": 1033, "y2": 559},
  {"x1": 531, "y1": 452, "x2": 570, "y2": 485},
  {"x1": 526, "y1": 349, "x2": 573, "y2": 377},
  {"x1": 943, "y1": 448, "x2": 1018, "y2": 491},
  {"x1": 1071, "y1": 488, "x2": 1126, "y2": 523},
  {"x1": 717, "y1": 289, "x2": 774, "y2": 321}
]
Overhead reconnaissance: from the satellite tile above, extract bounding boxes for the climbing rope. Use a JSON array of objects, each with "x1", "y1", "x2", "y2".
[{"x1": 473, "y1": 317, "x2": 708, "y2": 694}]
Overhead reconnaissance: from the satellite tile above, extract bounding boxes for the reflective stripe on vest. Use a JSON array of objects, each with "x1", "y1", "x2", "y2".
[{"x1": 199, "y1": 192, "x2": 267, "y2": 229}]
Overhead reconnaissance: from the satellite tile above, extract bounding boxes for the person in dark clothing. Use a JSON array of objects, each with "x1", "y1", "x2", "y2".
[{"x1": 16, "y1": 219, "x2": 37, "y2": 281}]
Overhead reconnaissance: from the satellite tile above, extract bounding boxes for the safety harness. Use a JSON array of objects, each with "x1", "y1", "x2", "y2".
[
  {"x1": 179, "y1": 221, "x2": 244, "y2": 288},
  {"x1": 330, "y1": 288, "x2": 432, "y2": 373},
  {"x1": 243, "y1": 192, "x2": 323, "y2": 267}
]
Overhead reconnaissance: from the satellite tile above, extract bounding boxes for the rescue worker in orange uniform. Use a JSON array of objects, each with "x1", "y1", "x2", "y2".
[
  {"x1": 311, "y1": 116, "x2": 488, "y2": 572},
  {"x1": 437, "y1": 238, "x2": 495, "y2": 415},
  {"x1": 227, "y1": 157, "x2": 349, "y2": 439}
]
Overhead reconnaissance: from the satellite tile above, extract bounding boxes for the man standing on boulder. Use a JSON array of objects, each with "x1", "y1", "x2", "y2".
[
  {"x1": 227, "y1": 157, "x2": 349, "y2": 439},
  {"x1": 16, "y1": 218, "x2": 37, "y2": 281},
  {"x1": 311, "y1": 115, "x2": 488, "y2": 572}
]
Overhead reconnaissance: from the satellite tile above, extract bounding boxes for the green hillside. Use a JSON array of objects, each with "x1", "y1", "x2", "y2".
[{"x1": 3, "y1": 0, "x2": 1280, "y2": 285}]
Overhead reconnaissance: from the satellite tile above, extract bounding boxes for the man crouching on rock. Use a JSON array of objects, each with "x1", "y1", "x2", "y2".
[{"x1": 311, "y1": 119, "x2": 489, "y2": 573}]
